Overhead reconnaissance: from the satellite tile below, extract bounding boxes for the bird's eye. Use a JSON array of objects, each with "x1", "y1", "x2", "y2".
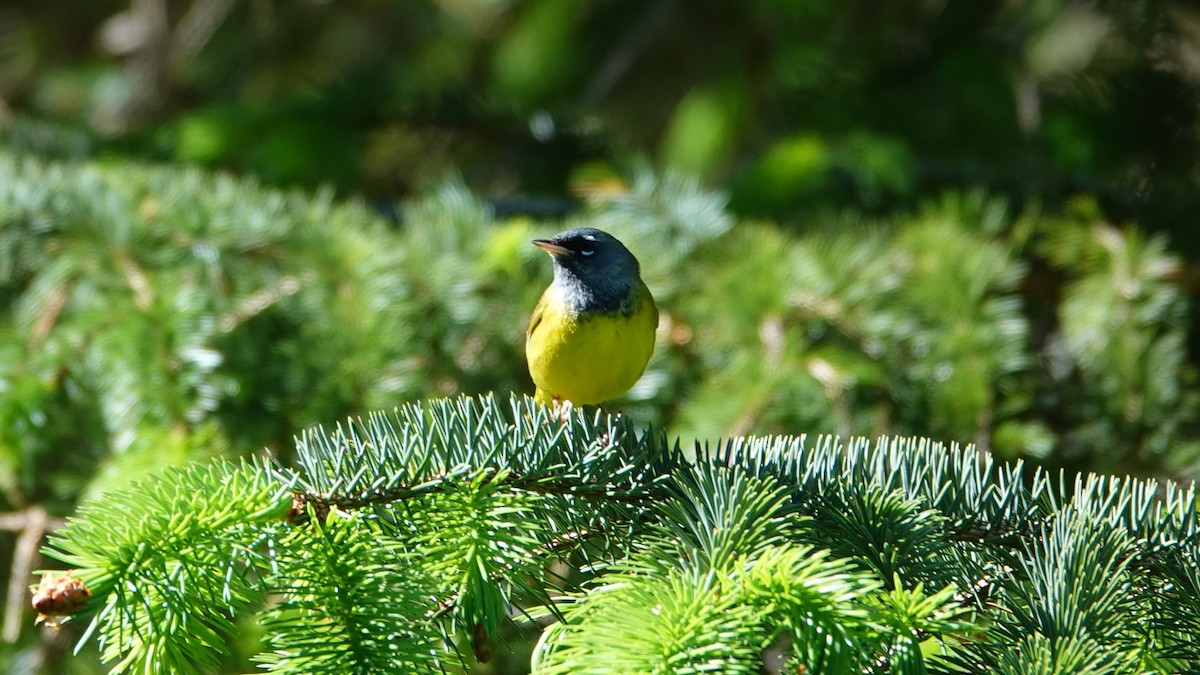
[{"x1": 579, "y1": 242, "x2": 596, "y2": 256}]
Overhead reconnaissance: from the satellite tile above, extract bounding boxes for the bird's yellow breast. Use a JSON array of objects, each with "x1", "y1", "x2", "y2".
[{"x1": 526, "y1": 281, "x2": 658, "y2": 406}]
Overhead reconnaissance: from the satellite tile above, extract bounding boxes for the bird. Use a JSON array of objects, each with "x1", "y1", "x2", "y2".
[{"x1": 526, "y1": 227, "x2": 658, "y2": 407}]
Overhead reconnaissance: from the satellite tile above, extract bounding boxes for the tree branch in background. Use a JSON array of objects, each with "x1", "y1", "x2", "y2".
[{"x1": 0, "y1": 507, "x2": 64, "y2": 643}]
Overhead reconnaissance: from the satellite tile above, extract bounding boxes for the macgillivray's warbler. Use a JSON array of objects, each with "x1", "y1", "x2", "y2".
[{"x1": 526, "y1": 228, "x2": 658, "y2": 406}]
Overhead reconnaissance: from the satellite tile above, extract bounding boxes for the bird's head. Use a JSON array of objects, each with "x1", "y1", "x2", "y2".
[
  {"x1": 533, "y1": 227, "x2": 639, "y2": 285},
  {"x1": 532, "y1": 228, "x2": 641, "y2": 311}
]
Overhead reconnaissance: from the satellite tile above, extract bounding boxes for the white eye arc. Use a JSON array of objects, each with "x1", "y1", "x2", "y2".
[{"x1": 580, "y1": 249, "x2": 595, "y2": 256}]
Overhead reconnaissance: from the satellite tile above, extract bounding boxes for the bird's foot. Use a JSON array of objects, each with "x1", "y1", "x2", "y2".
[{"x1": 552, "y1": 398, "x2": 574, "y2": 423}]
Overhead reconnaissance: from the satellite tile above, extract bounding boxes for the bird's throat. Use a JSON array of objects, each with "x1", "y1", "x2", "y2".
[{"x1": 553, "y1": 267, "x2": 633, "y2": 315}]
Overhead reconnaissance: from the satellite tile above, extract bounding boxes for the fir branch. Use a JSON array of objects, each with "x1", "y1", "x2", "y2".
[
  {"x1": 30, "y1": 394, "x2": 1200, "y2": 672},
  {"x1": 256, "y1": 510, "x2": 451, "y2": 674},
  {"x1": 42, "y1": 462, "x2": 293, "y2": 675},
  {"x1": 287, "y1": 465, "x2": 664, "y2": 526}
]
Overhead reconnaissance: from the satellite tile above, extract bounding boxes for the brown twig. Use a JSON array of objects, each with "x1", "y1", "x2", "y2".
[
  {"x1": 289, "y1": 470, "x2": 664, "y2": 525},
  {"x1": 0, "y1": 507, "x2": 66, "y2": 643}
]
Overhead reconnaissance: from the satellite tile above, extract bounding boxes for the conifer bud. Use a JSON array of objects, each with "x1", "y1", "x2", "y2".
[{"x1": 32, "y1": 571, "x2": 91, "y2": 627}]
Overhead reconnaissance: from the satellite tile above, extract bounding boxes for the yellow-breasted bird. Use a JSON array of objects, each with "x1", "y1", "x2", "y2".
[{"x1": 526, "y1": 228, "x2": 658, "y2": 406}]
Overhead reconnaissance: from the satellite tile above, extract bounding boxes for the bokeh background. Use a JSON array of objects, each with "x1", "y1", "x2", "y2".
[{"x1": 4, "y1": 0, "x2": 1200, "y2": 671}]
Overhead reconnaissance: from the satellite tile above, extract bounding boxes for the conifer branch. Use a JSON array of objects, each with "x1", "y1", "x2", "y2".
[{"x1": 33, "y1": 395, "x2": 1200, "y2": 673}]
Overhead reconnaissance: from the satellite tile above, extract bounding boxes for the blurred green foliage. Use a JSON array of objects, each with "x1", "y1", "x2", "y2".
[
  {"x1": 2, "y1": 0, "x2": 1199, "y2": 223},
  {"x1": 1, "y1": 148, "x2": 1196, "y2": 498},
  {"x1": 4, "y1": 0, "x2": 1200, "y2": 671}
]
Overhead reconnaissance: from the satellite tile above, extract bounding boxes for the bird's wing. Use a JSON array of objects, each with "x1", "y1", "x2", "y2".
[
  {"x1": 527, "y1": 291, "x2": 548, "y2": 344},
  {"x1": 643, "y1": 280, "x2": 659, "y2": 328}
]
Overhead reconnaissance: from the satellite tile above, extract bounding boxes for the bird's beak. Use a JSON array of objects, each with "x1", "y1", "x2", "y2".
[{"x1": 532, "y1": 239, "x2": 570, "y2": 257}]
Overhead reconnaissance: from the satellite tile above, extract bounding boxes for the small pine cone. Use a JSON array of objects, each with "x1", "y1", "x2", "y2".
[{"x1": 32, "y1": 571, "x2": 91, "y2": 627}]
